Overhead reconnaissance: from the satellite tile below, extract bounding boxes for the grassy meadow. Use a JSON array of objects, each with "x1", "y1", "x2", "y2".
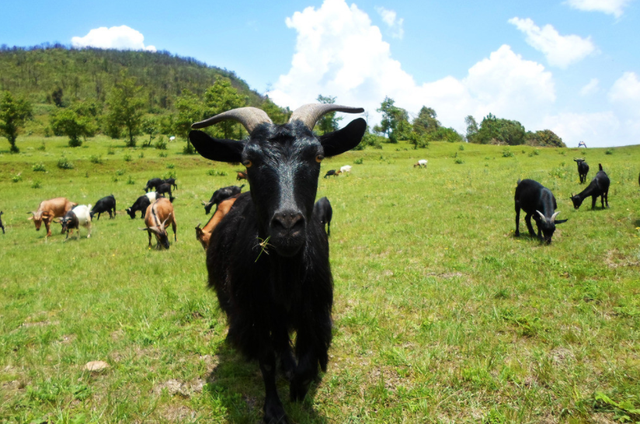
[{"x1": 1, "y1": 136, "x2": 639, "y2": 423}]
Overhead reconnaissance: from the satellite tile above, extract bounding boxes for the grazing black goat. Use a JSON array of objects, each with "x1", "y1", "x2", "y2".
[
  {"x1": 324, "y1": 169, "x2": 338, "y2": 178},
  {"x1": 570, "y1": 164, "x2": 610, "y2": 210},
  {"x1": 203, "y1": 184, "x2": 245, "y2": 215},
  {"x1": 163, "y1": 177, "x2": 178, "y2": 190},
  {"x1": 156, "y1": 182, "x2": 173, "y2": 199},
  {"x1": 314, "y1": 197, "x2": 333, "y2": 236},
  {"x1": 90, "y1": 195, "x2": 117, "y2": 220},
  {"x1": 144, "y1": 178, "x2": 163, "y2": 192},
  {"x1": 515, "y1": 179, "x2": 567, "y2": 244},
  {"x1": 574, "y1": 159, "x2": 590, "y2": 184},
  {"x1": 189, "y1": 103, "x2": 365, "y2": 424},
  {"x1": 0, "y1": 211, "x2": 4, "y2": 234},
  {"x1": 126, "y1": 193, "x2": 156, "y2": 219}
]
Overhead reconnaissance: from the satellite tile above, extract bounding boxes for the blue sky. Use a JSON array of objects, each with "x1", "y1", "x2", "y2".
[{"x1": 1, "y1": 0, "x2": 639, "y2": 147}]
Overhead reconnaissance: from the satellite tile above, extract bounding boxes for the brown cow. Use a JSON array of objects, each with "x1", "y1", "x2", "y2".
[
  {"x1": 195, "y1": 195, "x2": 239, "y2": 250},
  {"x1": 28, "y1": 197, "x2": 77, "y2": 237},
  {"x1": 140, "y1": 198, "x2": 177, "y2": 249}
]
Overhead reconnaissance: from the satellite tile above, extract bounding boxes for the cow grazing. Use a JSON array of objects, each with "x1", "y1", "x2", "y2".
[
  {"x1": 414, "y1": 159, "x2": 428, "y2": 168},
  {"x1": 313, "y1": 197, "x2": 333, "y2": 236},
  {"x1": 163, "y1": 177, "x2": 178, "y2": 190},
  {"x1": 189, "y1": 103, "x2": 366, "y2": 423},
  {"x1": 28, "y1": 197, "x2": 77, "y2": 237},
  {"x1": 323, "y1": 169, "x2": 338, "y2": 178},
  {"x1": 140, "y1": 198, "x2": 177, "y2": 249},
  {"x1": 574, "y1": 159, "x2": 590, "y2": 184},
  {"x1": 202, "y1": 184, "x2": 245, "y2": 215},
  {"x1": 60, "y1": 204, "x2": 92, "y2": 239},
  {"x1": 236, "y1": 170, "x2": 248, "y2": 181},
  {"x1": 570, "y1": 164, "x2": 610, "y2": 210},
  {"x1": 0, "y1": 211, "x2": 4, "y2": 234},
  {"x1": 144, "y1": 178, "x2": 163, "y2": 192},
  {"x1": 515, "y1": 179, "x2": 567, "y2": 244},
  {"x1": 126, "y1": 192, "x2": 157, "y2": 219},
  {"x1": 90, "y1": 195, "x2": 116, "y2": 220},
  {"x1": 196, "y1": 195, "x2": 240, "y2": 250}
]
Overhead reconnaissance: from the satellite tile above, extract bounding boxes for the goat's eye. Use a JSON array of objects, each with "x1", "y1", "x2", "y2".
[
  {"x1": 243, "y1": 160, "x2": 252, "y2": 168},
  {"x1": 315, "y1": 155, "x2": 324, "y2": 163}
]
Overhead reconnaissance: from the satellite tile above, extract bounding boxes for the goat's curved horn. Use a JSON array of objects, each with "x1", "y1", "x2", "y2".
[
  {"x1": 288, "y1": 104, "x2": 364, "y2": 129},
  {"x1": 191, "y1": 107, "x2": 272, "y2": 133},
  {"x1": 161, "y1": 213, "x2": 172, "y2": 228},
  {"x1": 139, "y1": 227, "x2": 151, "y2": 231},
  {"x1": 550, "y1": 211, "x2": 560, "y2": 223},
  {"x1": 536, "y1": 210, "x2": 547, "y2": 223}
]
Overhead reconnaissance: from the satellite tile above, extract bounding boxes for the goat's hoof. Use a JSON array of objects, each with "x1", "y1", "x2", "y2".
[{"x1": 263, "y1": 401, "x2": 288, "y2": 424}]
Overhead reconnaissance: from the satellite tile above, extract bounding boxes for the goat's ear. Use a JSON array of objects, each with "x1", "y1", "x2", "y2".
[
  {"x1": 320, "y1": 118, "x2": 367, "y2": 157},
  {"x1": 555, "y1": 219, "x2": 568, "y2": 224},
  {"x1": 189, "y1": 130, "x2": 244, "y2": 163}
]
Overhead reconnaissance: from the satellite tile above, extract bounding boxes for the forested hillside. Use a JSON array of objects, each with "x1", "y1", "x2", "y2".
[{"x1": 0, "y1": 44, "x2": 262, "y2": 110}]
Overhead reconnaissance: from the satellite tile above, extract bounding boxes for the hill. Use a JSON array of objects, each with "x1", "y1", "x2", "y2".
[{"x1": 0, "y1": 44, "x2": 264, "y2": 112}]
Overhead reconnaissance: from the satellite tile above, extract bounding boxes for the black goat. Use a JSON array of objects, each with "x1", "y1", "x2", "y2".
[
  {"x1": 515, "y1": 179, "x2": 567, "y2": 244},
  {"x1": 570, "y1": 164, "x2": 610, "y2": 210},
  {"x1": 144, "y1": 178, "x2": 163, "y2": 192},
  {"x1": 189, "y1": 104, "x2": 365, "y2": 424},
  {"x1": 314, "y1": 197, "x2": 333, "y2": 236},
  {"x1": 126, "y1": 193, "x2": 156, "y2": 219},
  {"x1": 163, "y1": 177, "x2": 178, "y2": 190},
  {"x1": 574, "y1": 159, "x2": 590, "y2": 184},
  {"x1": 203, "y1": 184, "x2": 245, "y2": 215},
  {"x1": 0, "y1": 211, "x2": 4, "y2": 234},
  {"x1": 90, "y1": 195, "x2": 117, "y2": 220},
  {"x1": 156, "y1": 183, "x2": 173, "y2": 199},
  {"x1": 323, "y1": 169, "x2": 338, "y2": 178}
]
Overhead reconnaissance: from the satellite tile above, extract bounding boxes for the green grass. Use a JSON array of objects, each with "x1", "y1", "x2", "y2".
[{"x1": 1, "y1": 136, "x2": 639, "y2": 423}]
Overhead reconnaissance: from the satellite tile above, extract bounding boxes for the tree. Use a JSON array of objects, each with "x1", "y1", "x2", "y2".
[
  {"x1": 203, "y1": 77, "x2": 247, "y2": 140},
  {"x1": 141, "y1": 116, "x2": 158, "y2": 147},
  {"x1": 465, "y1": 115, "x2": 478, "y2": 143},
  {"x1": 0, "y1": 91, "x2": 32, "y2": 153},
  {"x1": 50, "y1": 102, "x2": 97, "y2": 147},
  {"x1": 413, "y1": 106, "x2": 440, "y2": 135},
  {"x1": 174, "y1": 89, "x2": 203, "y2": 154},
  {"x1": 471, "y1": 114, "x2": 526, "y2": 145},
  {"x1": 526, "y1": 129, "x2": 565, "y2": 147},
  {"x1": 261, "y1": 96, "x2": 289, "y2": 124},
  {"x1": 374, "y1": 97, "x2": 410, "y2": 143},
  {"x1": 106, "y1": 73, "x2": 145, "y2": 147},
  {"x1": 315, "y1": 95, "x2": 342, "y2": 134}
]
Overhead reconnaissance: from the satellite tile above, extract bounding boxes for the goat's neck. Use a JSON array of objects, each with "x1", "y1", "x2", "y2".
[
  {"x1": 268, "y1": 249, "x2": 303, "y2": 311},
  {"x1": 576, "y1": 181, "x2": 598, "y2": 199}
]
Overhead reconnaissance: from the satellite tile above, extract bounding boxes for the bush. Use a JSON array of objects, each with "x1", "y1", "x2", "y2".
[
  {"x1": 354, "y1": 158, "x2": 364, "y2": 165},
  {"x1": 502, "y1": 149, "x2": 514, "y2": 158},
  {"x1": 31, "y1": 180, "x2": 42, "y2": 189},
  {"x1": 126, "y1": 176, "x2": 135, "y2": 185},
  {"x1": 32, "y1": 163, "x2": 46, "y2": 172},
  {"x1": 183, "y1": 142, "x2": 196, "y2": 155},
  {"x1": 166, "y1": 163, "x2": 175, "y2": 169},
  {"x1": 154, "y1": 136, "x2": 167, "y2": 150},
  {"x1": 123, "y1": 154, "x2": 132, "y2": 162},
  {"x1": 207, "y1": 169, "x2": 227, "y2": 177},
  {"x1": 115, "y1": 169, "x2": 125, "y2": 176},
  {"x1": 454, "y1": 158, "x2": 465, "y2": 164},
  {"x1": 606, "y1": 148, "x2": 614, "y2": 155},
  {"x1": 57, "y1": 157, "x2": 74, "y2": 169},
  {"x1": 138, "y1": 152, "x2": 144, "y2": 159},
  {"x1": 37, "y1": 142, "x2": 46, "y2": 151},
  {"x1": 89, "y1": 155, "x2": 103, "y2": 164},
  {"x1": 107, "y1": 147, "x2": 115, "y2": 155},
  {"x1": 12, "y1": 173, "x2": 22, "y2": 183},
  {"x1": 459, "y1": 144, "x2": 465, "y2": 151},
  {"x1": 158, "y1": 151, "x2": 168, "y2": 158},
  {"x1": 164, "y1": 170, "x2": 177, "y2": 179}
]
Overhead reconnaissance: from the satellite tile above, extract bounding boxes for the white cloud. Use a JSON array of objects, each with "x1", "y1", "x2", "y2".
[
  {"x1": 268, "y1": 0, "x2": 640, "y2": 147},
  {"x1": 375, "y1": 6, "x2": 404, "y2": 39},
  {"x1": 71, "y1": 25, "x2": 156, "y2": 52},
  {"x1": 580, "y1": 78, "x2": 599, "y2": 95},
  {"x1": 508, "y1": 17, "x2": 596, "y2": 68},
  {"x1": 565, "y1": 0, "x2": 633, "y2": 18},
  {"x1": 268, "y1": 0, "x2": 554, "y2": 134}
]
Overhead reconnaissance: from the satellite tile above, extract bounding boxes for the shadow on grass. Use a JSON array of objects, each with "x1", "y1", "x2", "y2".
[{"x1": 205, "y1": 342, "x2": 327, "y2": 423}]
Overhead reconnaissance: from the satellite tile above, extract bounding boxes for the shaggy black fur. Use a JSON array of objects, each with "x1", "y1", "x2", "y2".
[
  {"x1": 570, "y1": 164, "x2": 610, "y2": 210},
  {"x1": 515, "y1": 179, "x2": 567, "y2": 244}
]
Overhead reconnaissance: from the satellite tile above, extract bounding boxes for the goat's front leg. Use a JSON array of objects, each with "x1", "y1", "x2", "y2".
[
  {"x1": 524, "y1": 214, "x2": 536, "y2": 237},
  {"x1": 514, "y1": 206, "x2": 521, "y2": 236},
  {"x1": 290, "y1": 319, "x2": 331, "y2": 403},
  {"x1": 260, "y1": 349, "x2": 288, "y2": 424},
  {"x1": 273, "y1": 324, "x2": 296, "y2": 382}
]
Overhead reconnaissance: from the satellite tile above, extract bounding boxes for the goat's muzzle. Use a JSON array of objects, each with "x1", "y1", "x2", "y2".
[{"x1": 269, "y1": 209, "x2": 306, "y2": 257}]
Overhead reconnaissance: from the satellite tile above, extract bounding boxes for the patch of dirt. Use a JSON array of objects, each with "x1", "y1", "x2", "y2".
[
  {"x1": 605, "y1": 249, "x2": 640, "y2": 269},
  {"x1": 592, "y1": 413, "x2": 617, "y2": 424},
  {"x1": 199, "y1": 354, "x2": 220, "y2": 374},
  {"x1": 1, "y1": 380, "x2": 24, "y2": 391},
  {"x1": 153, "y1": 378, "x2": 205, "y2": 397},
  {"x1": 159, "y1": 404, "x2": 197, "y2": 422},
  {"x1": 550, "y1": 347, "x2": 575, "y2": 365}
]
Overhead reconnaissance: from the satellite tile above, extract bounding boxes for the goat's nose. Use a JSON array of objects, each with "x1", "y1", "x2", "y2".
[{"x1": 271, "y1": 210, "x2": 305, "y2": 231}]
